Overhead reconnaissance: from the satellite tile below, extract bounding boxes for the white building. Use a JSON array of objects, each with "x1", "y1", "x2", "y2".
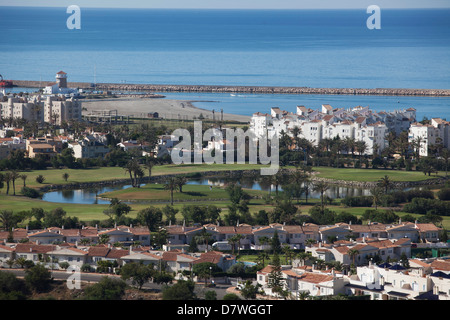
[
  {"x1": 43, "y1": 71, "x2": 79, "y2": 96},
  {"x1": 408, "y1": 118, "x2": 450, "y2": 157},
  {"x1": 250, "y1": 104, "x2": 414, "y2": 155}
]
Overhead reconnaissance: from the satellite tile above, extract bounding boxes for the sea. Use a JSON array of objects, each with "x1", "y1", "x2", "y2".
[{"x1": 1, "y1": 6, "x2": 449, "y2": 119}]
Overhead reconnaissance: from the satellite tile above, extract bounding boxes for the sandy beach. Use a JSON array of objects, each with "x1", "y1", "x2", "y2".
[{"x1": 81, "y1": 96, "x2": 251, "y2": 123}]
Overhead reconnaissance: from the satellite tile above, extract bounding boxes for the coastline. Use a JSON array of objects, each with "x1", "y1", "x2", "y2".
[
  {"x1": 10, "y1": 80, "x2": 450, "y2": 97},
  {"x1": 82, "y1": 97, "x2": 251, "y2": 122}
]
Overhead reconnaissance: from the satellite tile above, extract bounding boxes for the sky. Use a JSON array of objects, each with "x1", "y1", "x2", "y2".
[{"x1": 1, "y1": 0, "x2": 450, "y2": 9}]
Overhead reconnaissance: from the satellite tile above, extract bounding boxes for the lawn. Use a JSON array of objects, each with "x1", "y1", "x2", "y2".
[
  {"x1": 0, "y1": 163, "x2": 268, "y2": 192},
  {"x1": 312, "y1": 167, "x2": 444, "y2": 182}
]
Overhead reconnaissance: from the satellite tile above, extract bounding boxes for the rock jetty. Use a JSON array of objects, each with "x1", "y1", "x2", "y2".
[{"x1": 11, "y1": 80, "x2": 450, "y2": 97}]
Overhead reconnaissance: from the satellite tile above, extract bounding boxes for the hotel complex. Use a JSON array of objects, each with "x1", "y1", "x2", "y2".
[{"x1": 250, "y1": 104, "x2": 449, "y2": 156}]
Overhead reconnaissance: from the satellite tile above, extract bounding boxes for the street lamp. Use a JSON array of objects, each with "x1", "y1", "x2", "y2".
[{"x1": 209, "y1": 266, "x2": 212, "y2": 286}]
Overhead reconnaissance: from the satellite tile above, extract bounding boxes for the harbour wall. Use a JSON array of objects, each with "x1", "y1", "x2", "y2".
[{"x1": 11, "y1": 80, "x2": 450, "y2": 97}]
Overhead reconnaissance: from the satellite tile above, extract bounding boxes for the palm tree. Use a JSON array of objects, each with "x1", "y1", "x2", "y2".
[
  {"x1": 441, "y1": 148, "x2": 450, "y2": 177},
  {"x1": 164, "y1": 177, "x2": 177, "y2": 205},
  {"x1": 3, "y1": 172, "x2": 12, "y2": 195},
  {"x1": 378, "y1": 175, "x2": 392, "y2": 194},
  {"x1": 143, "y1": 156, "x2": 155, "y2": 181},
  {"x1": 175, "y1": 176, "x2": 187, "y2": 193},
  {"x1": 195, "y1": 228, "x2": 212, "y2": 252},
  {"x1": 348, "y1": 248, "x2": 360, "y2": 266},
  {"x1": 370, "y1": 186, "x2": 383, "y2": 210},
  {"x1": 10, "y1": 170, "x2": 20, "y2": 196},
  {"x1": 313, "y1": 181, "x2": 329, "y2": 211},
  {"x1": 282, "y1": 244, "x2": 294, "y2": 265},
  {"x1": 355, "y1": 140, "x2": 367, "y2": 168},
  {"x1": 20, "y1": 174, "x2": 27, "y2": 187},
  {"x1": 256, "y1": 251, "x2": 270, "y2": 268},
  {"x1": 123, "y1": 158, "x2": 140, "y2": 187},
  {"x1": 411, "y1": 136, "x2": 423, "y2": 160}
]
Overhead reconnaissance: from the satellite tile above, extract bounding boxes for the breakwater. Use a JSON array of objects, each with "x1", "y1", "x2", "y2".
[{"x1": 11, "y1": 80, "x2": 450, "y2": 97}]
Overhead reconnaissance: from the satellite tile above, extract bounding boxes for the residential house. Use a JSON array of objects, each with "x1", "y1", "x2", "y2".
[
  {"x1": 162, "y1": 249, "x2": 197, "y2": 274},
  {"x1": 27, "y1": 229, "x2": 65, "y2": 244},
  {"x1": 0, "y1": 244, "x2": 14, "y2": 266},
  {"x1": 47, "y1": 247, "x2": 88, "y2": 268},
  {"x1": 14, "y1": 243, "x2": 57, "y2": 264}
]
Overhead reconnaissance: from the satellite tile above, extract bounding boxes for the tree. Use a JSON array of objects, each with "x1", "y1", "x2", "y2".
[
  {"x1": 143, "y1": 156, "x2": 155, "y2": 180},
  {"x1": 441, "y1": 148, "x2": 450, "y2": 177},
  {"x1": 20, "y1": 174, "x2": 27, "y2": 187},
  {"x1": 10, "y1": 170, "x2": 20, "y2": 196},
  {"x1": 162, "y1": 205, "x2": 178, "y2": 225},
  {"x1": 271, "y1": 230, "x2": 281, "y2": 254},
  {"x1": 0, "y1": 270, "x2": 29, "y2": 300},
  {"x1": 267, "y1": 252, "x2": 287, "y2": 299},
  {"x1": 370, "y1": 187, "x2": 384, "y2": 210},
  {"x1": 120, "y1": 262, "x2": 154, "y2": 290},
  {"x1": 35, "y1": 175, "x2": 45, "y2": 184},
  {"x1": 24, "y1": 264, "x2": 52, "y2": 293},
  {"x1": 195, "y1": 228, "x2": 213, "y2": 252},
  {"x1": 192, "y1": 262, "x2": 221, "y2": 286},
  {"x1": 378, "y1": 175, "x2": 392, "y2": 194},
  {"x1": 103, "y1": 198, "x2": 131, "y2": 222},
  {"x1": 164, "y1": 177, "x2": 177, "y2": 205},
  {"x1": 348, "y1": 248, "x2": 360, "y2": 267},
  {"x1": 240, "y1": 280, "x2": 262, "y2": 300},
  {"x1": 4, "y1": 172, "x2": 12, "y2": 195},
  {"x1": 62, "y1": 172, "x2": 70, "y2": 182},
  {"x1": 205, "y1": 290, "x2": 217, "y2": 300},
  {"x1": 137, "y1": 207, "x2": 163, "y2": 236},
  {"x1": 123, "y1": 158, "x2": 140, "y2": 188},
  {"x1": 228, "y1": 234, "x2": 244, "y2": 256},
  {"x1": 82, "y1": 276, "x2": 126, "y2": 300},
  {"x1": 0, "y1": 210, "x2": 23, "y2": 233},
  {"x1": 162, "y1": 280, "x2": 196, "y2": 300},
  {"x1": 355, "y1": 141, "x2": 367, "y2": 167},
  {"x1": 313, "y1": 181, "x2": 329, "y2": 211},
  {"x1": 175, "y1": 175, "x2": 187, "y2": 193}
]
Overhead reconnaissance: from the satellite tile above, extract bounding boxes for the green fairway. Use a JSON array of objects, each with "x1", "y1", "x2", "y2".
[
  {"x1": 0, "y1": 163, "x2": 268, "y2": 192},
  {"x1": 312, "y1": 167, "x2": 443, "y2": 182}
]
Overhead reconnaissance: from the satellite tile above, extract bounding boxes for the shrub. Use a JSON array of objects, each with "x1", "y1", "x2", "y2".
[
  {"x1": 341, "y1": 196, "x2": 373, "y2": 207},
  {"x1": 437, "y1": 188, "x2": 450, "y2": 201},
  {"x1": 21, "y1": 187, "x2": 42, "y2": 199},
  {"x1": 403, "y1": 198, "x2": 450, "y2": 216},
  {"x1": 35, "y1": 175, "x2": 45, "y2": 184}
]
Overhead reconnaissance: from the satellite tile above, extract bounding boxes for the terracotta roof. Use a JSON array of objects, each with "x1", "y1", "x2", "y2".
[
  {"x1": 87, "y1": 246, "x2": 110, "y2": 257},
  {"x1": 430, "y1": 260, "x2": 450, "y2": 272},
  {"x1": 415, "y1": 223, "x2": 441, "y2": 232},
  {"x1": 297, "y1": 272, "x2": 334, "y2": 284},
  {"x1": 105, "y1": 248, "x2": 129, "y2": 259},
  {"x1": 14, "y1": 243, "x2": 57, "y2": 254}
]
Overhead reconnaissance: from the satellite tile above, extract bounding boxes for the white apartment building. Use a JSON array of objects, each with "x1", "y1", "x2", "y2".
[
  {"x1": 0, "y1": 95, "x2": 81, "y2": 125},
  {"x1": 250, "y1": 105, "x2": 414, "y2": 155},
  {"x1": 408, "y1": 118, "x2": 450, "y2": 157}
]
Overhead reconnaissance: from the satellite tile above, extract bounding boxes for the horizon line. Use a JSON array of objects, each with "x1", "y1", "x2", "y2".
[{"x1": 1, "y1": 5, "x2": 450, "y2": 10}]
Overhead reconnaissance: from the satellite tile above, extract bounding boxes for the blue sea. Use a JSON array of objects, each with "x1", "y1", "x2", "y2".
[{"x1": 1, "y1": 6, "x2": 449, "y2": 118}]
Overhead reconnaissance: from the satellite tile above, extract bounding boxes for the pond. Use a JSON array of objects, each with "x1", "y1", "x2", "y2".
[{"x1": 41, "y1": 177, "x2": 373, "y2": 205}]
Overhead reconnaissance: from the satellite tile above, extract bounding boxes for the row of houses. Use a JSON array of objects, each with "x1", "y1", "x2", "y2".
[
  {"x1": 165, "y1": 220, "x2": 442, "y2": 253},
  {"x1": 0, "y1": 242, "x2": 235, "y2": 275},
  {"x1": 0, "y1": 128, "x2": 155, "y2": 160},
  {"x1": 257, "y1": 257, "x2": 450, "y2": 300},
  {"x1": 1, "y1": 220, "x2": 442, "y2": 254}
]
